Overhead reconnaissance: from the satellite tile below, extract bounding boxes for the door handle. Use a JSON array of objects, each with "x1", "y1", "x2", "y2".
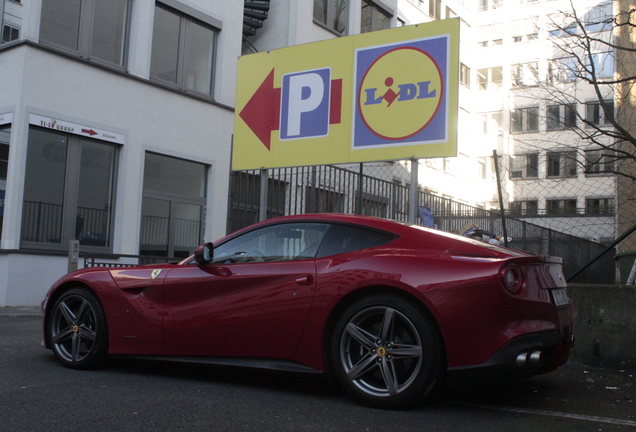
[{"x1": 295, "y1": 275, "x2": 314, "y2": 286}]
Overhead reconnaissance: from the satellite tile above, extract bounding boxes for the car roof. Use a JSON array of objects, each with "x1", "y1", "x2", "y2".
[{"x1": 223, "y1": 214, "x2": 528, "y2": 259}]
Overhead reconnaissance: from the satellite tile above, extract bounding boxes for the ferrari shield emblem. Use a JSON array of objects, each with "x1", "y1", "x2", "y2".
[{"x1": 151, "y1": 269, "x2": 162, "y2": 280}]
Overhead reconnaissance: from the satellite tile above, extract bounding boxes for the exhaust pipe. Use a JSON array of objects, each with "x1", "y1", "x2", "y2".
[{"x1": 515, "y1": 350, "x2": 542, "y2": 370}]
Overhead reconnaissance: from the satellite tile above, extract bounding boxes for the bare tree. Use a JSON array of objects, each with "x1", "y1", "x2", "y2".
[{"x1": 513, "y1": 1, "x2": 635, "y2": 178}]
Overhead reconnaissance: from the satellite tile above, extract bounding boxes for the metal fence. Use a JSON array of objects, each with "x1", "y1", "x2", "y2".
[{"x1": 229, "y1": 164, "x2": 615, "y2": 284}]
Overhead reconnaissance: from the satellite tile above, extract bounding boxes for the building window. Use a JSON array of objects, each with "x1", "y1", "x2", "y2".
[
  {"x1": 585, "y1": 149, "x2": 613, "y2": 174},
  {"x1": 547, "y1": 104, "x2": 577, "y2": 130},
  {"x1": 150, "y1": 3, "x2": 219, "y2": 97},
  {"x1": 0, "y1": 126, "x2": 10, "y2": 240},
  {"x1": 548, "y1": 58, "x2": 577, "y2": 83},
  {"x1": 313, "y1": 0, "x2": 348, "y2": 35},
  {"x1": 21, "y1": 127, "x2": 117, "y2": 250},
  {"x1": 510, "y1": 153, "x2": 538, "y2": 179},
  {"x1": 586, "y1": 100, "x2": 614, "y2": 126},
  {"x1": 510, "y1": 107, "x2": 539, "y2": 133},
  {"x1": 546, "y1": 199, "x2": 577, "y2": 215},
  {"x1": 478, "y1": 111, "x2": 502, "y2": 135},
  {"x1": 477, "y1": 67, "x2": 502, "y2": 91},
  {"x1": 478, "y1": 41, "x2": 488, "y2": 48},
  {"x1": 585, "y1": 3, "x2": 613, "y2": 33},
  {"x1": 511, "y1": 62, "x2": 539, "y2": 87},
  {"x1": 2, "y1": 24, "x2": 19, "y2": 43},
  {"x1": 509, "y1": 200, "x2": 538, "y2": 216},
  {"x1": 429, "y1": 0, "x2": 442, "y2": 19},
  {"x1": 587, "y1": 52, "x2": 614, "y2": 79},
  {"x1": 361, "y1": 0, "x2": 391, "y2": 34},
  {"x1": 39, "y1": 0, "x2": 131, "y2": 67},
  {"x1": 547, "y1": 151, "x2": 577, "y2": 177},
  {"x1": 548, "y1": 23, "x2": 577, "y2": 38},
  {"x1": 140, "y1": 152, "x2": 207, "y2": 258},
  {"x1": 460, "y1": 63, "x2": 470, "y2": 88},
  {"x1": 478, "y1": 0, "x2": 502, "y2": 12},
  {"x1": 586, "y1": 198, "x2": 614, "y2": 215}
]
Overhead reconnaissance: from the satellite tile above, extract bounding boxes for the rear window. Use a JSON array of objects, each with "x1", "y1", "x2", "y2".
[{"x1": 316, "y1": 224, "x2": 397, "y2": 258}]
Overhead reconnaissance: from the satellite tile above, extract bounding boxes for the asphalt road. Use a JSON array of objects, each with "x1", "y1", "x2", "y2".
[{"x1": 1, "y1": 314, "x2": 634, "y2": 432}]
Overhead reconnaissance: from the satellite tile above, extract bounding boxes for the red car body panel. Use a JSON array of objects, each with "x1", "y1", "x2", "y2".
[{"x1": 42, "y1": 214, "x2": 573, "y2": 376}]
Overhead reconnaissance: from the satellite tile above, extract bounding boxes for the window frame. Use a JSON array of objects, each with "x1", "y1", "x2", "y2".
[
  {"x1": 477, "y1": 67, "x2": 503, "y2": 91},
  {"x1": 546, "y1": 199, "x2": 578, "y2": 216},
  {"x1": 360, "y1": 0, "x2": 392, "y2": 34},
  {"x1": 585, "y1": 100, "x2": 614, "y2": 127},
  {"x1": 547, "y1": 103, "x2": 577, "y2": 131},
  {"x1": 510, "y1": 107, "x2": 539, "y2": 133},
  {"x1": 38, "y1": 0, "x2": 132, "y2": 70},
  {"x1": 478, "y1": 111, "x2": 503, "y2": 136},
  {"x1": 509, "y1": 200, "x2": 538, "y2": 216},
  {"x1": 313, "y1": 0, "x2": 349, "y2": 35},
  {"x1": 460, "y1": 63, "x2": 470, "y2": 88},
  {"x1": 511, "y1": 62, "x2": 539, "y2": 87},
  {"x1": 20, "y1": 126, "x2": 119, "y2": 253},
  {"x1": 140, "y1": 151, "x2": 208, "y2": 258},
  {"x1": 212, "y1": 222, "x2": 330, "y2": 264},
  {"x1": 510, "y1": 153, "x2": 539, "y2": 179},
  {"x1": 547, "y1": 151, "x2": 577, "y2": 178},
  {"x1": 150, "y1": 2, "x2": 220, "y2": 98},
  {"x1": 585, "y1": 149, "x2": 614, "y2": 175},
  {"x1": 585, "y1": 197, "x2": 614, "y2": 215}
]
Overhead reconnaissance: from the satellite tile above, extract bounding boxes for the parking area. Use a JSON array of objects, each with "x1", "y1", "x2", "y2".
[{"x1": 1, "y1": 312, "x2": 634, "y2": 431}]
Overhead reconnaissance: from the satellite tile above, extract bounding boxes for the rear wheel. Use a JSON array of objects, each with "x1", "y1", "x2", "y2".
[
  {"x1": 331, "y1": 294, "x2": 444, "y2": 409},
  {"x1": 49, "y1": 287, "x2": 108, "y2": 369}
]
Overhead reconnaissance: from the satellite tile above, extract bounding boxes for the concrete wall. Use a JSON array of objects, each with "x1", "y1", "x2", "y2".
[{"x1": 568, "y1": 284, "x2": 636, "y2": 371}]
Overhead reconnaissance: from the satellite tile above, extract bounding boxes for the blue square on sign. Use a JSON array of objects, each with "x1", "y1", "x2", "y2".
[{"x1": 280, "y1": 68, "x2": 331, "y2": 141}]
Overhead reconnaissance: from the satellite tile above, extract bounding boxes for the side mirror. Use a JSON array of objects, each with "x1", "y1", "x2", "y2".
[{"x1": 193, "y1": 242, "x2": 214, "y2": 265}]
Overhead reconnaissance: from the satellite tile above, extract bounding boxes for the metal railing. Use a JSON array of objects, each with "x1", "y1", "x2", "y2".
[{"x1": 229, "y1": 165, "x2": 616, "y2": 284}]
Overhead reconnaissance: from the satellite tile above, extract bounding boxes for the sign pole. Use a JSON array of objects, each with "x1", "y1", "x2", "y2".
[
  {"x1": 259, "y1": 168, "x2": 269, "y2": 222},
  {"x1": 356, "y1": 163, "x2": 363, "y2": 214},
  {"x1": 408, "y1": 158, "x2": 419, "y2": 224}
]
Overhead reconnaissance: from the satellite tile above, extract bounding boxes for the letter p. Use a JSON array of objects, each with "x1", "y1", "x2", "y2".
[{"x1": 280, "y1": 68, "x2": 331, "y2": 140}]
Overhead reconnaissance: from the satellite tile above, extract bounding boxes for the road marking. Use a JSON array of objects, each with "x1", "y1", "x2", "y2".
[{"x1": 448, "y1": 401, "x2": 636, "y2": 427}]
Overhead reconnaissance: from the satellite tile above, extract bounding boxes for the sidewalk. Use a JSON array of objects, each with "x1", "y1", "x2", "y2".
[{"x1": 0, "y1": 307, "x2": 41, "y2": 316}]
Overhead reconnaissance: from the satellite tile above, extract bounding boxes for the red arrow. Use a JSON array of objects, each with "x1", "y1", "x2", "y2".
[
  {"x1": 82, "y1": 128, "x2": 98, "y2": 136},
  {"x1": 239, "y1": 69, "x2": 280, "y2": 150},
  {"x1": 239, "y1": 69, "x2": 343, "y2": 150}
]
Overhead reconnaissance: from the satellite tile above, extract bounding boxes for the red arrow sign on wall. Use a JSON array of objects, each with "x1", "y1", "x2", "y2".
[{"x1": 239, "y1": 69, "x2": 342, "y2": 151}]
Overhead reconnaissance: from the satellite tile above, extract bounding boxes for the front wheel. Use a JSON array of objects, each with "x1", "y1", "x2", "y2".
[
  {"x1": 48, "y1": 287, "x2": 109, "y2": 369},
  {"x1": 330, "y1": 294, "x2": 444, "y2": 409}
]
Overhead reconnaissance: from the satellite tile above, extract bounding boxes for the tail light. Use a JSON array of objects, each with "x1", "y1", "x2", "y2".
[{"x1": 501, "y1": 263, "x2": 524, "y2": 294}]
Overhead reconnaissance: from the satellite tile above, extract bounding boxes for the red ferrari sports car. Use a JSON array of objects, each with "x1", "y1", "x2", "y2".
[{"x1": 42, "y1": 214, "x2": 573, "y2": 408}]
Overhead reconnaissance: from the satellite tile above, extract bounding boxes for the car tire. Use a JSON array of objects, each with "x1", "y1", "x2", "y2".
[
  {"x1": 331, "y1": 294, "x2": 444, "y2": 409},
  {"x1": 49, "y1": 287, "x2": 109, "y2": 370}
]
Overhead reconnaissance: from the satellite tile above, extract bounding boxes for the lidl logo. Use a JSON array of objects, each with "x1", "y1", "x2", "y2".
[{"x1": 353, "y1": 35, "x2": 449, "y2": 149}]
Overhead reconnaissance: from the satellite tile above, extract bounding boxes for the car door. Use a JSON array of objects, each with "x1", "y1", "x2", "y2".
[{"x1": 161, "y1": 222, "x2": 329, "y2": 359}]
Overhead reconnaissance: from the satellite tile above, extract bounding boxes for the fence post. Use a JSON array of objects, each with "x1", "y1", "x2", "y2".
[
  {"x1": 259, "y1": 168, "x2": 268, "y2": 222},
  {"x1": 409, "y1": 158, "x2": 419, "y2": 224},
  {"x1": 356, "y1": 163, "x2": 363, "y2": 214},
  {"x1": 68, "y1": 239, "x2": 79, "y2": 273}
]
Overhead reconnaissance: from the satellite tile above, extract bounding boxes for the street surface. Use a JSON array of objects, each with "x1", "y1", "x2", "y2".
[{"x1": 1, "y1": 314, "x2": 634, "y2": 431}]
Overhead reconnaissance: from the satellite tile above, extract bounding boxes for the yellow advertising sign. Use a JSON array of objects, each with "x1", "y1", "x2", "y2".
[{"x1": 233, "y1": 19, "x2": 459, "y2": 170}]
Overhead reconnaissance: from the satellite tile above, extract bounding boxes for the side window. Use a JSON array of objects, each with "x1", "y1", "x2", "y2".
[
  {"x1": 316, "y1": 224, "x2": 397, "y2": 258},
  {"x1": 212, "y1": 223, "x2": 329, "y2": 264}
]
